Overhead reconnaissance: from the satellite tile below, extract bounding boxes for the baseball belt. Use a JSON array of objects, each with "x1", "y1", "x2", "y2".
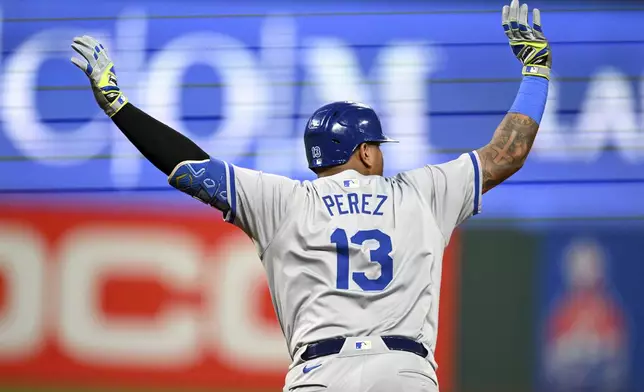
[{"x1": 301, "y1": 336, "x2": 429, "y2": 361}]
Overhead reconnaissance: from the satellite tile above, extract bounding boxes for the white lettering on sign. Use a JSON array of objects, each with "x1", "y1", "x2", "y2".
[
  {"x1": 0, "y1": 9, "x2": 432, "y2": 183},
  {"x1": 0, "y1": 224, "x2": 45, "y2": 359},
  {"x1": 212, "y1": 238, "x2": 289, "y2": 370},
  {"x1": 143, "y1": 32, "x2": 270, "y2": 165},
  {"x1": 535, "y1": 67, "x2": 644, "y2": 162},
  {"x1": 0, "y1": 8, "x2": 643, "y2": 185},
  {"x1": 58, "y1": 226, "x2": 202, "y2": 366},
  {"x1": 255, "y1": 16, "x2": 297, "y2": 177},
  {"x1": 0, "y1": 219, "x2": 289, "y2": 369},
  {"x1": 2, "y1": 29, "x2": 111, "y2": 165}
]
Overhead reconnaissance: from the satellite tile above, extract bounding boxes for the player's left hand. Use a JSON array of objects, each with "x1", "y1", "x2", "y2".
[
  {"x1": 70, "y1": 35, "x2": 128, "y2": 117},
  {"x1": 502, "y1": 0, "x2": 552, "y2": 80}
]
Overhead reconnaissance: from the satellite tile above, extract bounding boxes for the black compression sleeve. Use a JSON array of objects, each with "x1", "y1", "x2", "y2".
[{"x1": 111, "y1": 103, "x2": 209, "y2": 176}]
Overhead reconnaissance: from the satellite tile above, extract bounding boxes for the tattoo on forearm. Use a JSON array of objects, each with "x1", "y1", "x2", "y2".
[{"x1": 476, "y1": 113, "x2": 539, "y2": 193}]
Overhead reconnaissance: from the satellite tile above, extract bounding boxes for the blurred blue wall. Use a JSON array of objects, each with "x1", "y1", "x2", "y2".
[{"x1": 0, "y1": 0, "x2": 642, "y2": 220}]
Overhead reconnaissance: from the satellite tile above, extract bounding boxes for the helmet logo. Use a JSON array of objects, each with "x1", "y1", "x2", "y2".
[
  {"x1": 311, "y1": 146, "x2": 322, "y2": 159},
  {"x1": 309, "y1": 117, "x2": 322, "y2": 128},
  {"x1": 308, "y1": 108, "x2": 330, "y2": 129}
]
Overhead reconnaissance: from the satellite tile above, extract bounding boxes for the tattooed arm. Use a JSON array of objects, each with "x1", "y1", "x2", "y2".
[
  {"x1": 473, "y1": 0, "x2": 553, "y2": 194},
  {"x1": 476, "y1": 113, "x2": 539, "y2": 193}
]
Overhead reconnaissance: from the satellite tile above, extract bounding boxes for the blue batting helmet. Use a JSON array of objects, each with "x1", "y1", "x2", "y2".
[{"x1": 304, "y1": 101, "x2": 398, "y2": 170}]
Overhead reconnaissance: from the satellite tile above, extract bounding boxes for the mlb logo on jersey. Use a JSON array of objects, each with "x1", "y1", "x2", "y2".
[
  {"x1": 343, "y1": 179, "x2": 359, "y2": 188},
  {"x1": 355, "y1": 341, "x2": 372, "y2": 350}
]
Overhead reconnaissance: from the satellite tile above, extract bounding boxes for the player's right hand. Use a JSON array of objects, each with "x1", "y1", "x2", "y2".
[
  {"x1": 502, "y1": 0, "x2": 552, "y2": 80},
  {"x1": 70, "y1": 35, "x2": 128, "y2": 117}
]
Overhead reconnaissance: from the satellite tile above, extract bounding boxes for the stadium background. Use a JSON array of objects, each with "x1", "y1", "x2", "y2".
[{"x1": 0, "y1": 0, "x2": 642, "y2": 391}]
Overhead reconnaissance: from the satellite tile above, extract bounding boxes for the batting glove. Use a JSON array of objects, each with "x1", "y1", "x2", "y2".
[
  {"x1": 502, "y1": 0, "x2": 552, "y2": 80},
  {"x1": 71, "y1": 35, "x2": 128, "y2": 117}
]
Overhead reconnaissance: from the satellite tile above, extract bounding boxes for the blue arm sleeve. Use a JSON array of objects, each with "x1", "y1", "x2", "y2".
[
  {"x1": 508, "y1": 76, "x2": 549, "y2": 124},
  {"x1": 168, "y1": 158, "x2": 237, "y2": 223}
]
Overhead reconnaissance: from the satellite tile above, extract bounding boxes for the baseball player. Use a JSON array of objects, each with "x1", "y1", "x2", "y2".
[{"x1": 70, "y1": 0, "x2": 550, "y2": 390}]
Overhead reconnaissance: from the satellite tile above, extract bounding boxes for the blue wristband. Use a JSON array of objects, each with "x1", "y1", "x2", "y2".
[{"x1": 508, "y1": 76, "x2": 549, "y2": 124}]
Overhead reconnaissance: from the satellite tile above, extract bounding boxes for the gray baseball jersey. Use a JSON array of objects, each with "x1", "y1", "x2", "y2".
[{"x1": 169, "y1": 151, "x2": 482, "y2": 376}]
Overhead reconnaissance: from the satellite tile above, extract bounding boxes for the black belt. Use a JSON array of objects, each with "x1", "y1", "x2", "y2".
[{"x1": 301, "y1": 336, "x2": 428, "y2": 361}]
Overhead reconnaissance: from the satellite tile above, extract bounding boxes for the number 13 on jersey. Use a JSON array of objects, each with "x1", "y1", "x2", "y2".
[{"x1": 330, "y1": 228, "x2": 393, "y2": 292}]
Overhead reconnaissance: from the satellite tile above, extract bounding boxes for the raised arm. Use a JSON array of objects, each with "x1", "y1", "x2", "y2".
[
  {"x1": 70, "y1": 35, "x2": 208, "y2": 176},
  {"x1": 477, "y1": 0, "x2": 552, "y2": 194},
  {"x1": 71, "y1": 35, "x2": 238, "y2": 218},
  {"x1": 70, "y1": 36, "x2": 298, "y2": 249},
  {"x1": 477, "y1": 111, "x2": 538, "y2": 193}
]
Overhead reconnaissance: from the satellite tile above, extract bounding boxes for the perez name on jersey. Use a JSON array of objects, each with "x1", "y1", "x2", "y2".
[{"x1": 322, "y1": 193, "x2": 388, "y2": 217}]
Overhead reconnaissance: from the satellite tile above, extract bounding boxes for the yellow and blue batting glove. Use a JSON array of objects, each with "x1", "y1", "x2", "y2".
[
  {"x1": 502, "y1": 0, "x2": 552, "y2": 80},
  {"x1": 70, "y1": 35, "x2": 128, "y2": 117}
]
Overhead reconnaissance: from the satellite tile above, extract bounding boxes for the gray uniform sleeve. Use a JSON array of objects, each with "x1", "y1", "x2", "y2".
[
  {"x1": 228, "y1": 165, "x2": 300, "y2": 252},
  {"x1": 398, "y1": 151, "x2": 483, "y2": 244}
]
